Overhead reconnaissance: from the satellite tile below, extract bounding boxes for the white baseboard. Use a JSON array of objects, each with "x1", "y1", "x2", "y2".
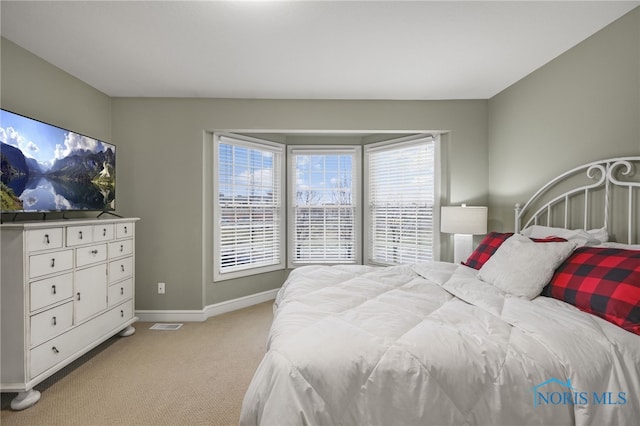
[
  {"x1": 135, "y1": 288, "x2": 278, "y2": 323},
  {"x1": 203, "y1": 288, "x2": 278, "y2": 318},
  {"x1": 134, "y1": 309, "x2": 207, "y2": 323}
]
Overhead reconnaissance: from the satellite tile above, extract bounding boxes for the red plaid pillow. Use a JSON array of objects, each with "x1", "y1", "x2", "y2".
[
  {"x1": 463, "y1": 233, "x2": 567, "y2": 270},
  {"x1": 462, "y1": 232, "x2": 513, "y2": 269},
  {"x1": 545, "y1": 247, "x2": 640, "y2": 335}
]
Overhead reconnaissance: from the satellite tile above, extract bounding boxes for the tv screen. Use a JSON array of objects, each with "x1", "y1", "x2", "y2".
[{"x1": 1, "y1": 109, "x2": 116, "y2": 213}]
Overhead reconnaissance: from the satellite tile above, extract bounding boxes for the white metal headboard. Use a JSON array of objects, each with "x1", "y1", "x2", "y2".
[{"x1": 515, "y1": 156, "x2": 640, "y2": 244}]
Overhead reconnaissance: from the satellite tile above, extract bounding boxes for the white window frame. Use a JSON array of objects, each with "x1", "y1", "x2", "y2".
[
  {"x1": 364, "y1": 134, "x2": 441, "y2": 266},
  {"x1": 213, "y1": 132, "x2": 286, "y2": 281},
  {"x1": 287, "y1": 145, "x2": 362, "y2": 268}
]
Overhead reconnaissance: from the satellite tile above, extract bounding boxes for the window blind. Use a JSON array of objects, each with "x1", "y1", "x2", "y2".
[
  {"x1": 215, "y1": 134, "x2": 284, "y2": 277},
  {"x1": 289, "y1": 147, "x2": 359, "y2": 265},
  {"x1": 366, "y1": 136, "x2": 435, "y2": 265}
]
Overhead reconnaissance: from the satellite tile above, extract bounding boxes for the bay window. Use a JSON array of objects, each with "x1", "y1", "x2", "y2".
[{"x1": 213, "y1": 132, "x2": 439, "y2": 281}]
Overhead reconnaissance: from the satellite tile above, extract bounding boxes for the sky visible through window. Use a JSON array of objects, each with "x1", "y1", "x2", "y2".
[
  {"x1": 218, "y1": 143, "x2": 276, "y2": 200},
  {"x1": 295, "y1": 154, "x2": 352, "y2": 205}
]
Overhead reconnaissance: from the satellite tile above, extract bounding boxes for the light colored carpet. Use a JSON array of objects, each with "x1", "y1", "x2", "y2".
[{"x1": 1, "y1": 301, "x2": 273, "y2": 426}]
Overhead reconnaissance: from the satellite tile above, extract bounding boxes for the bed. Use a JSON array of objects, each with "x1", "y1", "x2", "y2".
[{"x1": 240, "y1": 157, "x2": 640, "y2": 426}]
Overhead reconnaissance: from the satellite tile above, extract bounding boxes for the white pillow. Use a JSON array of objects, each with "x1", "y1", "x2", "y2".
[
  {"x1": 599, "y1": 242, "x2": 640, "y2": 250},
  {"x1": 478, "y1": 234, "x2": 577, "y2": 299},
  {"x1": 520, "y1": 225, "x2": 607, "y2": 246}
]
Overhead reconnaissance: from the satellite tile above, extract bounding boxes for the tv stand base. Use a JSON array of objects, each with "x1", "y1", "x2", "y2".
[{"x1": 97, "y1": 211, "x2": 123, "y2": 219}]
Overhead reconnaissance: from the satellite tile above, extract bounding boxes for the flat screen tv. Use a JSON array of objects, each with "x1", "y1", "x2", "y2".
[{"x1": 1, "y1": 109, "x2": 116, "y2": 213}]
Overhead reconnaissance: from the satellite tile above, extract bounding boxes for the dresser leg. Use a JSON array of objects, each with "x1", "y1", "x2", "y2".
[
  {"x1": 10, "y1": 389, "x2": 41, "y2": 410},
  {"x1": 119, "y1": 325, "x2": 136, "y2": 337}
]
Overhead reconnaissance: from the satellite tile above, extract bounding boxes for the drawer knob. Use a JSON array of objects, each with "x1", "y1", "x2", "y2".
[
  {"x1": 52, "y1": 346, "x2": 59, "y2": 354},
  {"x1": 51, "y1": 285, "x2": 56, "y2": 295},
  {"x1": 123, "y1": 226, "x2": 128, "y2": 234},
  {"x1": 103, "y1": 228, "x2": 107, "y2": 237},
  {"x1": 91, "y1": 249, "x2": 99, "y2": 255},
  {"x1": 79, "y1": 231, "x2": 83, "y2": 240},
  {"x1": 44, "y1": 234, "x2": 50, "y2": 244},
  {"x1": 120, "y1": 287, "x2": 124, "y2": 295},
  {"x1": 52, "y1": 316, "x2": 57, "y2": 326},
  {"x1": 50, "y1": 258, "x2": 55, "y2": 268},
  {"x1": 120, "y1": 245, "x2": 124, "y2": 252},
  {"x1": 77, "y1": 292, "x2": 81, "y2": 301},
  {"x1": 121, "y1": 265, "x2": 125, "y2": 272},
  {"x1": 120, "y1": 310, "x2": 124, "y2": 317}
]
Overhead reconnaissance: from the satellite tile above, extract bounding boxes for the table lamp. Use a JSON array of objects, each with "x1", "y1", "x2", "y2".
[{"x1": 441, "y1": 204, "x2": 488, "y2": 264}]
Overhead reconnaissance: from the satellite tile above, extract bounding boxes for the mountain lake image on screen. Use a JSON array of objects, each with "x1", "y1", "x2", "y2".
[{"x1": 0, "y1": 109, "x2": 116, "y2": 213}]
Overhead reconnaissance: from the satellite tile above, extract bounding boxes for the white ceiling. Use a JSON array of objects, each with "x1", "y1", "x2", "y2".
[{"x1": 1, "y1": 1, "x2": 638, "y2": 100}]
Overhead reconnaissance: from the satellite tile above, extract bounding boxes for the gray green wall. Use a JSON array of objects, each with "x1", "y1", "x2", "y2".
[
  {"x1": 0, "y1": 38, "x2": 112, "y2": 157},
  {"x1": 2, "y1": 5, "x2": 638, "y2": 313},
  {"x1": 488, "y1": 7, "x2": 640, "y2": 232}
]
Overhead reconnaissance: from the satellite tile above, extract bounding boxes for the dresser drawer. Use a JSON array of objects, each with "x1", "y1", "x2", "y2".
[
  {"x1": 108, "y1": 299, "x2": 134, "y2": 324},
  {"x1": 78, "y1": 300, "x2": 135, "y2": 343},
  {"x1": 30, "y1": 273, "x2": 73, "y2": 312},
  {"x1": 30, "y1": 302, "x2": 73, "y2": 347},
  {"x1": 93, "y1": 224, "x2": 115, "y2": 242},
  {"x1": 31, "y1": 337, "x2": 68, "y2": 378},
  {"x1": 108, "y1": 278, "x2": 133, "y2": 307},
  {"x1": 108, "y1": 239, "x2": 133, "y2": 258},
  {"x1": 76, "y1": 243, "x2": 107, "y2": 267},
  {"x1": 29, "y1": 250, "x2": 74, "y2": 279},
  {"x1": 109, "y1": 257, "x2": 133, "y2": 283},
  {"x1": 30, "y1": 325, "x2": 79, "y2": 378},
  {"x1": 116, "y1": 222, "x2": 134, "y2": 239},
  {"x1": 66, "y1": 225, "x2": 94, "y2": 246},
  {"x1": 26, "y1": 228, "x2": 63, "y2": 252}
]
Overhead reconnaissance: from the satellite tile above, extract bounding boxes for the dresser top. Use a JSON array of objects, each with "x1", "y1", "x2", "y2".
[{"x1": 1, "y1": 217, "x2": 140, "y2": 229}]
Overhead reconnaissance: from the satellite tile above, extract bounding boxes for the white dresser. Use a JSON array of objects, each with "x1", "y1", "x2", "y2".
[{"x1": 1, "y1": 217, "x2": 140, "y2": 410}]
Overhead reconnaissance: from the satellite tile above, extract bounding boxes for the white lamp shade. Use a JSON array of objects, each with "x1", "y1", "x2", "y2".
[{"x1": 441, "y1": 206, "x2": 488, "y2": 235}]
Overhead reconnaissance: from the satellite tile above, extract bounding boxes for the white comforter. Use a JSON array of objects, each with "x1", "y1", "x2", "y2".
[{"x1": 240, "y1": 262, "x2": 640, "y2": 426}]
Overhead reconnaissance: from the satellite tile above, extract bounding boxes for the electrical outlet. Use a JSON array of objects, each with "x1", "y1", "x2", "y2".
[{"x1": 158, "y1": 282, "x2": 165, "y2": 294}]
